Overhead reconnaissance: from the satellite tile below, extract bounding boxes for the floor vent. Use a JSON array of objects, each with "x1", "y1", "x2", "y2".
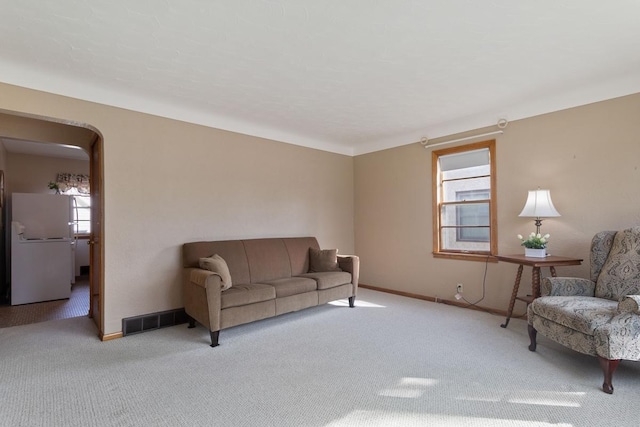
[{"x1": 122, "y1": 308, "x2": 189, "y2": 336}]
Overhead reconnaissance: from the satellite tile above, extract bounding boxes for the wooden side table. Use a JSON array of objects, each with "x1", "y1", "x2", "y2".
[{"x1": 497, "y1": 254, "x2": 583, "y2": 328}]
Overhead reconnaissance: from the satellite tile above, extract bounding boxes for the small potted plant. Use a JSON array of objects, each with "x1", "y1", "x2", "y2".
[
  {"x1": 48, "y1": 181, "x2": 60, "y2": 194},
  {"x1": 518, "y1": 232, "x2": 550, "y2": 258}
]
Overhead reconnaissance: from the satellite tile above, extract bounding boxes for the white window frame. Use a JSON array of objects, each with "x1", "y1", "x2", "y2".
[{"x1": 72, "y1": 195, "x2": 91, "y2": 235}]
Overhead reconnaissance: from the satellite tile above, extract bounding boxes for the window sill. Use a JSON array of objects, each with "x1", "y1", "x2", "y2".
[{"x1": 433, "y1": 252, "x2": 498, "y2": 263}]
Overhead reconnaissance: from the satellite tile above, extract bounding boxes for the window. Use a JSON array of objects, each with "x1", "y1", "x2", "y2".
[
  {"x1": 455, "y1": 189, "x2": 490, "y2": 242},
  {"x1": 432, "y1": 140, "x2": 496, "y2": 260},
  {"x1": 60, "y1": 187, "x2": 91, "y2": 235},
  {"x1": 55, "y1": 173, "x2": 91, "y2": 235},
  {"x1": 72, "y1": 195, "x2": 91, "y2": 235}
]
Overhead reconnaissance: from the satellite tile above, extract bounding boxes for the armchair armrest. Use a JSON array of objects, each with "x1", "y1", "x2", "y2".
[
  {"x1": 337, "y1": 255, "x2": 360, "y2": 295},
  {"x1": 618, "y1": 295, "x2": 640, "y2": 314},
  {"x1": 541, "y1": 277, "x2": 596, "y2": 297}
]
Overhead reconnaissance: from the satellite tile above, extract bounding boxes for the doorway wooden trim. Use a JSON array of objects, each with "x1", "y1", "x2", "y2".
[
  {"x1": 0, "y1": 109, "x2": 105, "y2": 337},
  {"x1": 89, "y1": 135, "x2": 105, "y2": 339}
]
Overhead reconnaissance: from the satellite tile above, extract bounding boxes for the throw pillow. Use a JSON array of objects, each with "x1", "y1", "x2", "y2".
[
  {"x1": 309, "y1": 248, "x2": 341, "y2": 273},
  {"x1": 199, "y1": 254, "x2": 233, "y2": 290},
  {"x1": 595, "y1": 227, "x2": 640, "y2": 300}
]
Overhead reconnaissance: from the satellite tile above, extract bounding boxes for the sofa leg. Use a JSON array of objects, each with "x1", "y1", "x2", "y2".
[
  {"x1": 527, "y1": 324, "x2": 537, "y2": 352},
  {"x1": 187, "y1": 316, "x2": 196, "y2": 329},
  {"x1": 348, "y1": 296, "x2": 355, "y2": 308},
  {"x1": 210, "y1": 330, "x2": 220, "y2": 347},
  {"x1": 598, "y1": 356, "x2": 620, "y2": 394}
]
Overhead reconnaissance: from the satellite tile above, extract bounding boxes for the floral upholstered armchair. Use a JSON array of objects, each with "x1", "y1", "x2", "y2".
[{"x1": 527, "y1": 227, "x2": 640, "y2": 394}]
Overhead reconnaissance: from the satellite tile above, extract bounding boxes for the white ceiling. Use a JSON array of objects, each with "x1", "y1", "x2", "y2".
[{"x1": 1, "y1": 0, "x2": 639, "y2": 156}]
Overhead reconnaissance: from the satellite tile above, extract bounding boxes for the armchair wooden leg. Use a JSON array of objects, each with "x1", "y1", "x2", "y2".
[
  {"x1": 348, "y1": 296, "x2": 355, "y2": 308},
  {"x1": 527, "y1": 324, "x2": 537, "y2": 352},
  {"x1": 597, "y1": 356, "x2": 620, "y2": 394}
]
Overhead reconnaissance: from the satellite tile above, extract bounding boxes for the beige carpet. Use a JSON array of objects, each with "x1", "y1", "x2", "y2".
[
  {"x1": 0, "y1": 277, "x2": 89, "y2": 328},
  {"x1": 1, "y1": 288, "x2": 639, "y2": 427}
]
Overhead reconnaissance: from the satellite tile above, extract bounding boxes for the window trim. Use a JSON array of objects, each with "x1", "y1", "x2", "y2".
[{"x1": 432, "y1": 140, "x2": 498, "y2": 261}]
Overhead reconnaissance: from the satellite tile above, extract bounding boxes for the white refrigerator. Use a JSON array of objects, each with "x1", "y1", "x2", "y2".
[{"x1": 11, "y1": 193, "x2": 75, "y2": 305}]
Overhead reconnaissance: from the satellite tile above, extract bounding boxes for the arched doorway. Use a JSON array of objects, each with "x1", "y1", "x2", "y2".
[{"x1": 0, "y1": 109, "x2": 104, "y2": 336}]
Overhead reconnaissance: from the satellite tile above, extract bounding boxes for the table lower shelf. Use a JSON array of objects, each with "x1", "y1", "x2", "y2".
[{"x1": 516, "y1": 295, "x2": 534, "y2": 304}]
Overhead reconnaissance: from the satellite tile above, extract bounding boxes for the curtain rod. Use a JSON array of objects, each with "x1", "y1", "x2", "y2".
[{"x1": 420, "y1": 130, "x2": 504, "y2": 149}]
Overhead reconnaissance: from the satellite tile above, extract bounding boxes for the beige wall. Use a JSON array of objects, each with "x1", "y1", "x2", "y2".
[
  {"x1": 6, "y1": 152, "x2": 89, "y2": 195},
  {"x1": 3, "y1": 77, "x2": 638, "y2": 331},
  {"x1": 0, "y1": 143, "x2": 6, "y2": 174},
  {"x1": 0, "y1": 82, "x2": 355, "y2": 335},
  {"x1": 0, "y1": 143, "x2": 6, "y2": 289},
  {"x1": 355, "y1": 92, "x2": 640, "y2": 312}
]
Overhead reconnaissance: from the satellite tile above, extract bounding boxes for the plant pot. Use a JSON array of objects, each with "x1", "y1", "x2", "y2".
[{"x1": 525, "y1": 248, "x2": 546, "y2": 258}]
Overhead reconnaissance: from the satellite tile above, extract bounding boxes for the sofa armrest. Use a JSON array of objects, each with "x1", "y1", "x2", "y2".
[
  {"x1": 618, "y1": 295, "x2": 640, "y2": 314},
  {"x1": 337, "y1": 255, "x2": 360, "y2": 296},
  {"x1": 183, "y1": 268, "x2": 223, "y2": 332},
  {"x1": 187, "y1": 268, "x2": 222, "y2": 289},
  {"x1": 541, "y1": 277, "x2": 596, "y2": 297}
]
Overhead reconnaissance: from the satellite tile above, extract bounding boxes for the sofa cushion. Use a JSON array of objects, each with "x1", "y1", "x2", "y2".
[
  {"x1": 221, "y1": 283, "x2": 276, "y2": 309},
  {"x1": 283, "y1": 237, "x2": 320, "y2": 276},
  {"x1": 184, "y1": 240, "x2": 251, "y2": 284},
  {"x1": 264, "y1": 277, "x2": 317, "y2": 298},
  {"x1": 595, "y1": 226, "x2": 640, "y2": 301},
  {"x1": 199, "y1": 254, "x2": 232, "y2": 290},
  {"x1": 243, "y1": 239, "x2": 292, "y2": 283},
  {"x1": 298, "y1": 271, "x2": 352, "y2": 290},
  {"x1": 530, "y1": 296, "x2": 618, "y2": 335},
  {"x1": 309, "y1": 248, "x2": 341, "y2": 272}
]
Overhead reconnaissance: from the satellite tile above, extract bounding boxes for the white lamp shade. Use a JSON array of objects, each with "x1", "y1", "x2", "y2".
[{"x1": 518, "y1": 189, "x2": 561, "y2": 218}]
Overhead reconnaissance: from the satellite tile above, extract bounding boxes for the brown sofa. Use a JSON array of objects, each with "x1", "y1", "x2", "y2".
[{"x1": 182, "y1": 237, "x2": 359, "y2": 346}]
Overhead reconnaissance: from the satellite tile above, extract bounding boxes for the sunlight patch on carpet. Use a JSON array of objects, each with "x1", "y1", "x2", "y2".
[
  {"x1": 379, "y1": 377, "x2": 439, "y2": 398},
  {"x1": 507, "y1": 390, "x2": 585, "y2": 407},
  {"x1": 328, "y1": 299, "x2": 386, "y2": 308},
  {"x1": 325, "y1": 410, "x2": 574, "y2": 427}
]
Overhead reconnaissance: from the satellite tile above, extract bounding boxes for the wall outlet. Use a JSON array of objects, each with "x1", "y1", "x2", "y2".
[{"x1": 456, "y1": 284, "x2": 463, "y2": 293}]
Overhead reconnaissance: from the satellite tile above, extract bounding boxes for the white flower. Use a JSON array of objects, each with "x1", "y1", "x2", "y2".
[{"x1": 518, "y1": 231, "x2": 551, "y2": 249}]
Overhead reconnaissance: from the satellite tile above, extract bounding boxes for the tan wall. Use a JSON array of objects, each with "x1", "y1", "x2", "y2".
[
  {"x1": 355, "y1": 92, "x2": 640, "y2": 312},
  {"x1": 0, "y1": 82, "x2": 355, "y2": 335},
  {"x1": 0, "y1": 143, "x2": 6, "y2": 288},
  {"x1": 6, "y1": 152, "x2": 89, "y2": 195},
  {"x1": 0, "y1": 143, "x2": 6, "y2": 174},
  {"x1": 0, "y1": 142, "x2": 6, "y2": 208}
]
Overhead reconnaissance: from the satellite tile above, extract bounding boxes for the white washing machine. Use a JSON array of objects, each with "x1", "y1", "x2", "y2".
[{"x1": 11, "y1": 234, "x2": 73, "y2": 305}]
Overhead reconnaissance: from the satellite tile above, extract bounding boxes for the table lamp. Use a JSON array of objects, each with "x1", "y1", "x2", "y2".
[{"x1": 518, "y1": 189, "x2": 560, "y2": 234}]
